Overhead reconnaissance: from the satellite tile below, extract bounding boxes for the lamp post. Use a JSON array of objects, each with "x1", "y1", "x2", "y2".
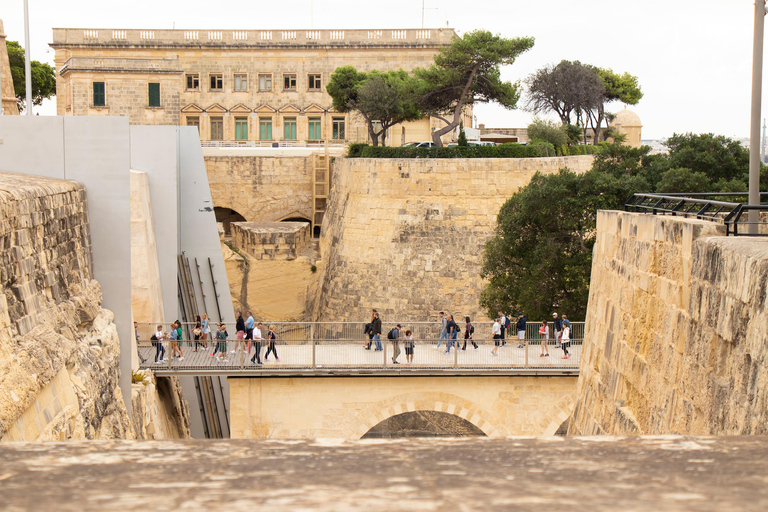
[
  {"x1": 749, "y1": 0, "x2": 767, "y2": 233},
  {"x1": 23, "y1": 0, "x2": 32, "y2": 115}
]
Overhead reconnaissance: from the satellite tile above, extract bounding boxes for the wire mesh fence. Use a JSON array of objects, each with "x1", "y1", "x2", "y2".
[{"x1": 136, "y1": 321, "x2": 583, "y2": 372}]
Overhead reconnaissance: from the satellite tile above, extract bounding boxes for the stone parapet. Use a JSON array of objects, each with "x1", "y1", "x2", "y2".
[
  {"x1": 231, "y1": 221, "x2": 310, "y2": 260},
  {"x1": 571, "y1": 210, "x2": 768, "y2": 435}
]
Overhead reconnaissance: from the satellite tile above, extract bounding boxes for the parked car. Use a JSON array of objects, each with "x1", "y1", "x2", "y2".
[
  {"x1": 446, "y1": 141, "x2": 496, "y2": 147},
  {"x1": 403, "y1": 141, "x2": 436, "y2": 148}
]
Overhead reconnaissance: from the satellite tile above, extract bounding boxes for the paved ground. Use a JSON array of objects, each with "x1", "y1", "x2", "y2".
[
  {"x1": 138, "y1": 341, "x2": 581, "y2": 372},
  {"x1": 1, "y1": 436, "x2": 766, "y2": 511}
]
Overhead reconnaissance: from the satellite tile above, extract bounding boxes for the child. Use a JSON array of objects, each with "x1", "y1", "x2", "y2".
[
  {"x1": 539, "y1": 320, "x2": 549, "y2": 357},
  {"x1": 404, "y1": 329, "x2": 415, "y2": 364}
]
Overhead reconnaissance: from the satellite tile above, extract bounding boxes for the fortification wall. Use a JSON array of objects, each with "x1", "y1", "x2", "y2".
[
  {"x1": 315, "y1": 156, "x2": 594, "y2": 321},
  {"x1": 0, "y1": 172, "x2": 131, "y2": 441},
  {"x1": 570, "y1": 211, "x2": 768, "y2": 435},
  {"x1": 205, "y1": 155, "x2": 313, "y2": 223}
]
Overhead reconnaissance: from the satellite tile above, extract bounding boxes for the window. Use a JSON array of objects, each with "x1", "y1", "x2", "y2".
[
  {"x1": 284, "y1": 117, "x2": 297, "y2": 140},
  {"x1": 235, "y1": 117, "x2": 248, "y2": 140},
  {"x1": 308, "y1": 117, "x2": 322, "y2": 140},
  {"x1": 234, "y1": 73, "x2": 248, "y2": 91},
  {"x1": 332, "y1": 117, "x2": 345, "y2": 140},
  {"x1": 283, "y1": 73, "x2": 297, "y2": 91},
  {"x1": 308, "y1": 74, "x2": 322, "y2": 90},
  {"x1": 148, "y1": 83, "x2": 160, "y2": 107},
  {"x1": 93, "y1": 82, "x2": 105, "y2": 107},
  {"x1": 186, "y1": 74, "x2": 199, "y2": 90},
  {"x1": 187, "y1": 117, "x2": 200, "y2": 132},
  {"x1": 259, "y1": 118, "x2": 273, "y2": 140},
  {"x1": 210, "y1": 117, "x2": 224, "y2": 140},
  {"x1": 259, "y1": 74, "x2": 272, "y2": 91},
  {"x1": 210, "y1": 74, "x2": 223, "y2": 91}
]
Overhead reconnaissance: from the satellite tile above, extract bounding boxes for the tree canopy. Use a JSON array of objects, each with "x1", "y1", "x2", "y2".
[
  {"x1": 415, "y1": 30, "x2": 534, "y2": 147},
  {"x1": 327, "y1": 67, "x2": 421, "y2": 146},
  {"x1": 6, "y1": 41, "x2": 56, "y2": 112},
  {"x1": 480, "y1": 133, "x2": 765, "y2": 320}
]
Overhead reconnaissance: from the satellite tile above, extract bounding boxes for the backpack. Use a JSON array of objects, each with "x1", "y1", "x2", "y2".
[
  {"x1": 455, "y1": 324, "x2": 461, "y2": 333},
  {"x1": 364, "y1": 323, "x2": 372, "y2": 335},
  {"x1": 387, "y1": 328, "x2": 396, "y2": 340},
  {"x1": 504, "y1": 317, "x2": 511, "y2": 329}
]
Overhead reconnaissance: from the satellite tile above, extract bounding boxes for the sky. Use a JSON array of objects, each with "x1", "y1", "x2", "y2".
[{"x1": 1, "y1": 0, "x2": 766, "y2": 140}]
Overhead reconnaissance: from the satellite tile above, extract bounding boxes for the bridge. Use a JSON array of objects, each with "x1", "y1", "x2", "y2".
[{"x1": 136, "y1": 321, "x2": 581, "y2": 439}]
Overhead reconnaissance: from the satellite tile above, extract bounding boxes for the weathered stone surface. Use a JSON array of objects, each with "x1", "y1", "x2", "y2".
[
  {"x1": 315, "y1": 156, "x2": 594, "y2": 322},
  {"x1": 130, "y1": 374, "x2": 191, "y2": 440},
  {"x1": 1, "y1": 436, "x2": 767, "y2": 511},
  {"x1": 571, "y1": 211, "x2": 768, "y2": 436},
  {"x1": 231, "y1": 221, "x2": 311, "y2": 260}
]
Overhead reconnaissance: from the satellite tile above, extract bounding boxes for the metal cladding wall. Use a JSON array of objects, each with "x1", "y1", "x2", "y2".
[{"x1": 0, "y1": 116, "x2": 132, "y2": 414}]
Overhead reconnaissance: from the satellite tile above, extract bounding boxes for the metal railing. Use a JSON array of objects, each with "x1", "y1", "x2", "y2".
[
  {"x1": 625, "y1": 193, "x2": 768, "y2": 236},
  {"x1": 136, "y1": 321, "x2": 582, "y2": 373}
]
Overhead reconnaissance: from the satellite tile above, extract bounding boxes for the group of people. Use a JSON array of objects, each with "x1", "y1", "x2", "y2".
[
  {"x1": 148, "y1": 311, "x2": 280, "y2": 365},
  {"x1": 364, "y1": 310, "x2": 575, "y2": 364}
]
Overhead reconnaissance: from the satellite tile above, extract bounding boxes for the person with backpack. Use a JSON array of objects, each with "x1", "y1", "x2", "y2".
[
  {"x1": 435, "y1": 311, "x2": 448, "y2": 350},
  {"x1": 389, "y1": 324, "x2": 402, "y2": 364},
  {"x1": 462, "y1": 316, "x2": 477, "y2": 350},
  {"x1": 444, "y1": 314, "x2": 457, "y2": 354},
  {"x1": 516, "y1": 313, "x2": 527, "y2": 349},
  {"x1": 372, "y1": 311, "x2": 383, "y2": 351},
  {"x1": 552, "y1": 312, "x2": 563, "y2": 349},
  {"x1": 498, "y1": 311, "x2": 509, "y2": 347}
]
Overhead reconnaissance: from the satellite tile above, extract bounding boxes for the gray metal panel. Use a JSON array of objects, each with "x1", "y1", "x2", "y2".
[
  {"x1": 129, "y1": 125, "x2": 180, "y2": 320},
  {"x1": 0, "y1": 116, "x2": 133, "y2": 415}
]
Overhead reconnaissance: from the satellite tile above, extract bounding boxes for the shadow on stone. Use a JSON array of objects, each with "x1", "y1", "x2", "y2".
[{"x1": 362, "y1": 410, "x2": 486, "y2": 438}]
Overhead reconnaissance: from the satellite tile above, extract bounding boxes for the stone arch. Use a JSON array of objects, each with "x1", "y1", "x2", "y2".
[
  {"x1": 362, "y1": 410, "x2": 486, "y2": 438},
  {"x1": 214, "y1": 206, "x2": 247, "y2": 236},
  {"x1": 349, "y1": 392, "x2": 506, "y2": 440},
  {"x1": 278, "y1": 213, "x2": 311, "y2": 224}
]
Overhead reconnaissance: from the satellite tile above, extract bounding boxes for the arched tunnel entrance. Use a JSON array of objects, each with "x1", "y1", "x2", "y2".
[
  {"x1": 361, "y1": 411, "x2": 487, "y2": 439},
  {"x1": 215, "y1": 207, "x2": 247, "y2": 236}
]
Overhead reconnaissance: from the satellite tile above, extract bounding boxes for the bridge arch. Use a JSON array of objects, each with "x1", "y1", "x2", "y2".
[
  {"x1": 349, "y1": 392, "x2": 506, "y2": 440},
  {"x1": 214, "y1": 206, "x2": 246, "y2": 235}
]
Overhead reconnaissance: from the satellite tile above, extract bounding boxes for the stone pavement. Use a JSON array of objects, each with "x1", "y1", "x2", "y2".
[{"x1": 1, "y1": 436, "x2": 766, "y2": 511}]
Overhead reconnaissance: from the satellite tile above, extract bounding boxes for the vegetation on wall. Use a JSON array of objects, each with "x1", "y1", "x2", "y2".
[{"x1": 345, "y1": 142, "x2": 602, "y2": 159}]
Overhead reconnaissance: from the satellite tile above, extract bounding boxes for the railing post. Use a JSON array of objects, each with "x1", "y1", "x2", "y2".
[
  {"x1": 453, "y1": 341, "x2": 458, "y2": 368},
  {"x1": 311, "y1": 323, "x2": 316, "y2": 368},
  {"x1": 383, "y1": 341, "x2": 387, "y2": 368},
  {"x1": 525, "y1": 337, "x2": 529, "y2": 368},
  {"x1": 167, "y1": 339, "x2": 172, "y2": 370},
  {"x1": 240, "y1": 342, "x2": 244, "y2": 370}
]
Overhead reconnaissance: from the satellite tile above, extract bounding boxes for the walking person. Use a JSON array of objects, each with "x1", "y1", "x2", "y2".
[
  {"x1": 235, "y1": 311, "x2": 246, "y2": 355},
  {"x1": 250, "y1": 322, "x2": 264, "y2": 365},
  {"x1": 552, "y1": 312, "x2": 563, "y2": 349},
  {"x1": 462, "y1": 316, "x2": 478, "y2": 350},
  {"x1": 444, "y1": 315, "x2": 457, "y2": 354},
  {"x1": 264, "y1": 325, "x2": 279, "y2": 362},
  {"x1": 170, "y1": 321, "x2": 184, "y2": 361},
  {"x1": 516, "y1": 313, "x2": 527, "y2": 349},
  {"x1": 561, "y1": 322, "x2": 571, "y2": 359},
  {"x1": 491, "y1": 317, "x2": 501, "y2": 356},
  {"x1": 390, "y1": 324, "x2": 402, "y2": 364},
  {"x1": 193, "y1": 315, "x2": 204, "y2": 352},
  {"x1": 364, "y1": 310, "x2": 376, "y2": 350},
  {"x1": 404, "y1": 329, "x2": 415, "y2": 364},
  {"x1": 245, "y1": 311, "x2": 255, "y2": 354},
  {"x1": 435, "y1": 311, "x2": 448, "y2": 350},
  {"x1": 201, "y1": 313, "x2": 210, "y2": 349},
  {"x1": 372, "y1": 311, "x2": 383, "y2": 351},
  {"x1": 498, "y1": 311, "x2": 508, "y2": 347},
  {"x1": 214, "y1": 323, "x2": 229, "y2": 362},
  {"x1": 153, "y1": 324, "x2": 166, "y2": 363},
  {"x1": 539, "y1": 320, "x2": 550, "y2": 357}
]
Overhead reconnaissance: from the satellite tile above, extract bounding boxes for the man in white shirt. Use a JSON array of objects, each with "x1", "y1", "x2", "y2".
[
  {"x1": 250, "y1": 322, "x2": 264, "y2": 365},
  {"x1": 491, "y1": 318, "x2": 501, "y2": 356}
]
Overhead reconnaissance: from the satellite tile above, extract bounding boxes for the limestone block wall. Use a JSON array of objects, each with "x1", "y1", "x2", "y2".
[
  {"x1": 205, "y1": 155, "x2": 312, "y2": 223},
  {"x1": 570, "y1": 211, "x2": 768, "y2": 435},
  {"x1": 231, "y1": 221, "x2": 310, "y2": 260},
  {"x1": 0, "y1": 171, "x2": 131, "y2": 441},
  {"x1": 229, "y1": 375, "x2": 577, "y2": 439},
  {"x1": 131, "y1": 374, "x2": 191, "y2": 440},
  {"x1": 315, "y1": 156, "x2": 594, "y2": 322}
]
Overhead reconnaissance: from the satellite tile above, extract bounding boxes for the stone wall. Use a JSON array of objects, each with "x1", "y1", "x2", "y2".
[
  {"x1": 131, "y1": 374, "x2": 191, "y2": 440},
  {"x1": 205, "y1": 155, "x2": 313, "y2": 223},
  {"x1": 570, "y1": 211, "x2": 768, "y2": 435},
  {"x1": 0, "y1": 171, "x2": 131, "y2": 441},
  {"x1": 0, "y1": 20, "x2": 20, "y2": 115},
  {"x1": 231, "y1": 221, "x2": 310, "y2": 260},
  {"x1": 315, "y1": 156, "x2": 594, "y2": 322},
  {"x1": 229, "y1": 375, "x2": 577, "y2": 439}
]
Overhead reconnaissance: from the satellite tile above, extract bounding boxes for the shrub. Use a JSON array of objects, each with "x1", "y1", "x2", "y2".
[
  {"x1": 347, "y1": 143, "x2": 369, "y2": 157},
  {"x1": 527, "y1": 118, "x2": 569, "y2": 148},
  {"x1": 527, "y1": 139, "x2": 556, "y2": 157},
  {"x1": 350, "y1": 143, "x2": 543, "y2": 159}
]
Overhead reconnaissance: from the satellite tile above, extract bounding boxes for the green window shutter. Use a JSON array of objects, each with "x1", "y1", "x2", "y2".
[
  {"x1": 93, "y1": 82, "x2": 105, "y2": 106},
  {"x1": 148, "y1": 83, "x2": 160, "y2": 107}
]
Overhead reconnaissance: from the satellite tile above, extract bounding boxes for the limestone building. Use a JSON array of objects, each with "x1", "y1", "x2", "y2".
[
  {"x1": 50, "y1": 28, "x2": 464, "y2": 145},
  {"x1": 609, "y1": 108, "x2": 642, "y2": 148}
]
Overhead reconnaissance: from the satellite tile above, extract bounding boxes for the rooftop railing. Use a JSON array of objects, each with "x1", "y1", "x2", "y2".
[
  {"x1": 51, "y1": 28, "x2": 454, "y2": 47},
  {"x1": 625, "y1": 193, "x2": 768, "y2": 236},
  {"x1": 136, "y1": 321, "x2": 582, "y2": 374}
]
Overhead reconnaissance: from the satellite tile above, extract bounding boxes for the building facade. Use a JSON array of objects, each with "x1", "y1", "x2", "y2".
[{"x1": 50, "y1": 28, "x2": 464, "y2": 146}]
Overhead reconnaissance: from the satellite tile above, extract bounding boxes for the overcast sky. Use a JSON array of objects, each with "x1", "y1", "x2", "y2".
[{"x1": 2, "y1": 0, "x2": 765, "y2": 140}]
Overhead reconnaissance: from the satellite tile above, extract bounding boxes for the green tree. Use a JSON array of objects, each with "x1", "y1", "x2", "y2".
[
  {"x1": 664, "y1": 133, "x2": 750, "y2": 183},
  {"x1": 6, "y1": 41, "x2": 56, "y2": 112},
  {"x1": 457, "y1": 121, "x2": 468, "y2": 146},
  {"x1": 527, "y1": 119, "x2": 568, "y2": 149},
  {"x1": 327, "y1": 67, "x2": 420, "y2": 146},
  {"x1": 415, "y1": 30, "x2": 534, "y2": 147},
  {"x1": 588, "y1": 68, "x2": 643, "y2": 144},
  {"x1": 655, "y1": 167, "x2": 711, "y2": 194}
]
